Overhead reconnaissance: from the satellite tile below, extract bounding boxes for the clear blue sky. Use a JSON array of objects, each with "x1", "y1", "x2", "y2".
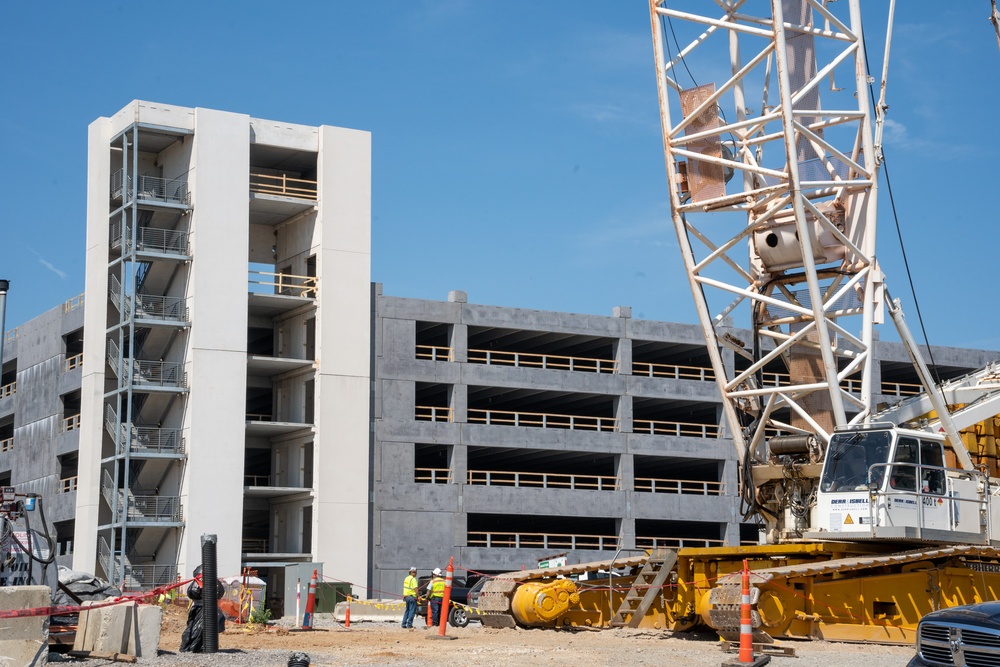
[{"x1": 1, "y1": 2, "x2": 997, "y2": 350}]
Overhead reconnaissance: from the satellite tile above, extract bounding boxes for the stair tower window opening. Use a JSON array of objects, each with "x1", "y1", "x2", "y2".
[
  {"x1": 62, "y1": 389, "x2": 82, "y2": 431},
  {"x1": 633, "y1": 455, "x2": 724, "y2": 495},
  {"x1": 467, "y1": 326, "x2": 616, "y2": 374},
  {"x1": 467, "y1": 514, "x2": 619, "y2": 551},
  {"x1": 249, "y1": 144, "x2": 318, "y2": 201},
  {"x1": 632, "y1": 340, "x2": 713, "y2": 380},
  {"x1": 415, "y1": 382, "x2": 453, "y2": 422},
  {"x1": 54, "y1": 519, "x2": 75, "y2": 557},
  {"x1": 635, "y1": 519, "x2": 725, "y2": 550},
  {"x1": 1, "y1": 359, "x2": 15, "y2": 394},
  {"x1": 64, "y1": 328, "x2": 84, "y2": 370},
  {"x1": 415, "y1": 444, "x2": 452, "y2": 483},
  {"x1": 467, "y1": 446, "x2": 617, "y2": 490},
  {"x1": 632, "y1": 397, "x2": 721, "y2": 439},
  {"x1": 415, "y1": 322, "x2": 453, "y2": 361},
  {"x1": 468, "y1": 386, "x2": 617, "y2": 432}
]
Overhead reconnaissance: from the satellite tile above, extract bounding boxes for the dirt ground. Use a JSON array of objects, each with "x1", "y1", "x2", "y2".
[{"x1": 120, "y1": 602, "x2": 919, "y2": 667}]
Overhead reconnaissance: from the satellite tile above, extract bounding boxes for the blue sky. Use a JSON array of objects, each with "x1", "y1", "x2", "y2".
[{"x1": 1, "y1": 2, "x2": 997, "y2": 350}]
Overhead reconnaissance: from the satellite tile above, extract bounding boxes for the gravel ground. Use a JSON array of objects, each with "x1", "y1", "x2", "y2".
[{"x1": 52, "y1": 606, "x2": 918, "y2": 667}]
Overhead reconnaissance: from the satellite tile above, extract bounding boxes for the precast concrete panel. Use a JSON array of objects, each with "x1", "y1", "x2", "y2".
[
  {"x1": 314, "y1": 373, "x2": 369, "y2": 593},
  {"x1": 183, "y1": 349, "x2": 247, "y2": 577},
  {"x1": 378, "y1": 297, "x2": 461, "y2": 324},
  {"x1": 181, "y1": 108, "x2": 252, "y2": 577},
  {"x1": 75, "y1": 116, "x2": 114, "y2": 574}
]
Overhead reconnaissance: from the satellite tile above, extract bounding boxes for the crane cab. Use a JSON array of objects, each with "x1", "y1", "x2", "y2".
[{"x1": 807, "y1": 425, "x2": 999, "y2": 545}]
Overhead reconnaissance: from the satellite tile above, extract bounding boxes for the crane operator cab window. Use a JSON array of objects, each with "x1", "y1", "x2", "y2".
[
  {"x1": 889, "y1": 437, "x2": 945, "y2": 495},
  {"x1": 820, "y1": 430, "x2": 891, "y2": 492}
]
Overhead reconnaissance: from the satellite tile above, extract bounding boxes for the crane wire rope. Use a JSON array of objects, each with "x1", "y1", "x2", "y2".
[{"x1": 861, "y1": 22, "x2": 942, "y2": 386}]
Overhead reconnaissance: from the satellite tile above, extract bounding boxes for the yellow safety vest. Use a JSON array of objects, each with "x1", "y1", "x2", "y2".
[
  {"x1": 403, "y1": 575, "x2": 418, "y2": 597},
  {"x1": 430, "y1": 577, "x2": 446, "y2": 598}
]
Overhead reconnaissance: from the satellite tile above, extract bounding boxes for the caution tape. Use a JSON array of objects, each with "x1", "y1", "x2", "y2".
[{"x1": 0, "y1": 594, "x2": 150, "y2": 619}]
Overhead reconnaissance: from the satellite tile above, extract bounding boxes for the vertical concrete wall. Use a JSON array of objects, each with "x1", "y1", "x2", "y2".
[
  {"x1": 74, "y1": 116, "x2": 113, "y2": 574},
  {"x1": 182, "y1": 108, "x2": 252, "y2": 577},
  {"x1": 313, "y1": 126, "x2": 372, "y2": 593}
]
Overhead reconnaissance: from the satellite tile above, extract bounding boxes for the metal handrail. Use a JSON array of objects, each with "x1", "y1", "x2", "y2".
[
  {"x1": 467, "y1": 408, "x2": 618, "y2": 432},
  {"x1": 126, "y1": 564, "x2": 178, "y2": 588},
  {"x1": 635, "y1": 536, "x2": 724, "y2": 549},
  {"x1": 127, "y1": 495, "x2": 183, "y2": 522},
  {"x1": 415, "y1": 406, "x2": 453, "y2": 422},
  {"x1": 634, "y1": 477, "x2": 725, "y2": 495},
  {"x1": 466, "y1": 531, "x2": 618, "y2": 550},
  {"x1": 63, "y1": 414, "x2": 81, "y2": 432},
  {"x1": 242, "y1": 538, "x2": 270, "y2": 554},
  {"x1": 65, "y1": 353, "x2": 83, "y2": 371},
  {"x1": 128, "y1": 292, "x2": 189, "y2": 322},
  {"x1": 64, "y1": 294, "x2": 84, "y2": 313},
  {"x1": 467, "y1": 469, "x2": 619, "y2": 490},
  {"x1": 414, "y1": 468, "x2": 452, "y2": 483},
  {"x1": 110, "y1": 222, "x2": 189, "y2": 255},
  {"x1": 111, "y1": 170, "x2": 191, "y2": 205},
  {"x1": 249, "y1": 172, "x2": 317, "y2": 200},
  {"x1": 248, "y1": 270, "x2": 317, "y2": 298},
  {"x1": 632, "y1": 419, "x2": 721, "y2": 438},
  {"x1": 244, "y1": 475, "x2": 272, "y2": 486},
  {"x1": 758, "y1": 370, "x2": 923, "y2": 397},
  {"x1": 468, "y1": 348, "x2": 618, "y2": 374},
  {"x1": 632, "y1": 361, "x2": 714, "y2": 381},
  {"x1": 415, "y1": 345, "x2": 453, "y2": 362}
]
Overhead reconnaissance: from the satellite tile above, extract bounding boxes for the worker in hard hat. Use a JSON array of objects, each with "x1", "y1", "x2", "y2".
[
  {"x1": 427, "y1": 567, "x2": 446, "y2": 627},
  {"x1": 401, "y1": 567, "x2": 419, "y2": 629}
]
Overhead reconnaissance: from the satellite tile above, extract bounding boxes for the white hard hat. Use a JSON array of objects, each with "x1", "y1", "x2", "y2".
[
  {"x1": 409, "y1": 566, "x2": 417, "y2": 572},
  {"x1": 433, "y1": 568, "x2": 442, "y2": 576}
]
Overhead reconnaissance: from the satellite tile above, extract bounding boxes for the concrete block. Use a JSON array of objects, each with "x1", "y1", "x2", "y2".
[
  {"x1": 95, "y1": 601, "x2": 132, "y2": 654},
  {"x1": 333, "y1": 599, "x2": 403, "y2": 623},
  {"x1": 0, "y1": 585, "x2": 50, "y2": 667},
  {"x1": 127, "y1": 604, "x2": 162, "y2": 657}
]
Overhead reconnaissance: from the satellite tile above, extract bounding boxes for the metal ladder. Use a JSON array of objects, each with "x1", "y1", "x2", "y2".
[{"x1": 609, "y1": 549, "x2": 678, "y2": 628}]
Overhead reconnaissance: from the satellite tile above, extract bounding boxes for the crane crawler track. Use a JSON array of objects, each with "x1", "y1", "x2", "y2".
[
  {"x1": 477, "y1": 555, "x2": 651, "y2": 628},
  {"x1": 709, "y1": 545, "x2": 1000, "y2": 642}
]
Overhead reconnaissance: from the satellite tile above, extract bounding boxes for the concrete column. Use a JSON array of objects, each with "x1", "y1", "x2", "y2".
[
  {"x1": 451, "y1": 383, "x2": 468, "y2": 424},
  {"x1": 617, "y1": 453, "x2": 634, "y2": 492},
  {"x1": 451, "y1": 444, "x2": 467, "y2": 486},
  {"x1": 618, "y1": 517, "x2": 636, "y2": 551},
  {"x1": 451, "y1": 323, "x2": 468, "y2": 363},
  {"x1": 615, "y1": 336, "x2": 632, "y2": 376},
  {"x1": 615, "y1": 395, "x2": 633, "y2": 433}
]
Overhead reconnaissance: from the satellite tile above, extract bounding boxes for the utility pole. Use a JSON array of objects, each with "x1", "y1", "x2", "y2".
[{"x1": 0, "y1": 280, "x2": 9, "y2": 373}]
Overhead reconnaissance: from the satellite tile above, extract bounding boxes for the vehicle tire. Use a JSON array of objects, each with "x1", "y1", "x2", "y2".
[{"x1": 449, "y1": 606, "x2": 469, "y2": 628}]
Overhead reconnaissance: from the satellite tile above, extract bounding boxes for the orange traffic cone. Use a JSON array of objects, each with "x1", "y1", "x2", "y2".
[
  {"x1": 302, "y1": 569, "x2": 317, "y2": 630},
  {"x1": 739, "y1": 559, "x2": 754, "y2": 663}
]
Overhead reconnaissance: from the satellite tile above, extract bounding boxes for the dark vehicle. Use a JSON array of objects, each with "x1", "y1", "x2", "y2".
[
  {"x1": 908, "y1": 602, "x2": 1000, "y2": 666},
  {"x1": 415, "y1": 575, "x2": 479, "y2": 627}
]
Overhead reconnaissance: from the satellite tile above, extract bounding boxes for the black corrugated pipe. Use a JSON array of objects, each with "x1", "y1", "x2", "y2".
[
  {"x1": 201, "y1": 534, "x2": 219, "y2": 653},
  {"x1": 288, "y1": 652, "x2": 310, "y2": 667}
]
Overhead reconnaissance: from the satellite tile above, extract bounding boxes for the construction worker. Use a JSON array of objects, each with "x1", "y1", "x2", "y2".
[
  {"x1": 428, "y1": 567, "x2": 446, "y2": 626},
  {"x1": 401, "y1": 567, "x2": 419, "y2": 629}
]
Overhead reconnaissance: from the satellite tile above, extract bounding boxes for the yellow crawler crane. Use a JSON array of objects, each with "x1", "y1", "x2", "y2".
[
  {"x1": 481, "y1": 543, "x2": 1000, "y2": 643},
  {"x1": 615, "y1": 0, "x2": 1000, "y2": 646}
]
